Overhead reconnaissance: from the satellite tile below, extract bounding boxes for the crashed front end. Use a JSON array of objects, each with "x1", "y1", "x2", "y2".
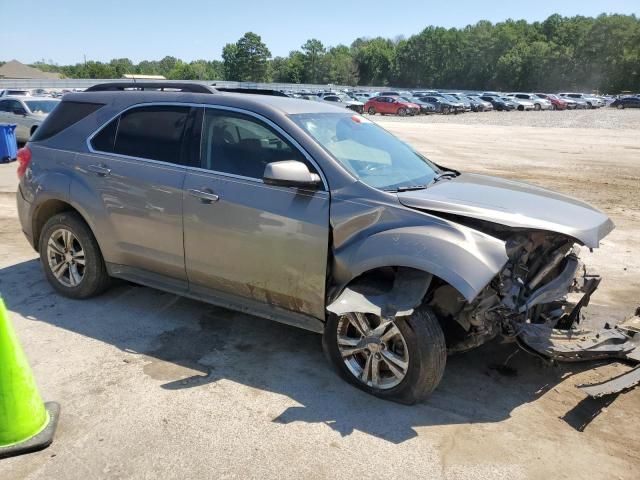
[{"x1": 427, "y1": 228, "x2": 640, "y2": 397}]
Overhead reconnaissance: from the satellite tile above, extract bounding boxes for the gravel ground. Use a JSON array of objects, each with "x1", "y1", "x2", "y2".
[
  {"x1": 2, "y1": 113, "x2": 640, "y2": 479},
  {"x1": 375, "y1": 107, "x2": 640, "y2": 129}
]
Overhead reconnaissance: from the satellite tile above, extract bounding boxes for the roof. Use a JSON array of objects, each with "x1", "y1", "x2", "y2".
[{"x1": 0, "y1": 60, "x2": 62, "y2": 79}]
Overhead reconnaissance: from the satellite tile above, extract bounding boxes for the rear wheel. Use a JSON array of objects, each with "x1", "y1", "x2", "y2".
[
  {"x1": 323, "y1": 307, "x2": 446, "y2": 404},
  {"x1": 367, "y1": 107, "x2": 376, "y2": 115},
  {"x1": 39, "y1": 212, "x2": 111, "y2": 299}
]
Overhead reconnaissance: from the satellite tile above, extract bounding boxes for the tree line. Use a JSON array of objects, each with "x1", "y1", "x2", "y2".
[{"x1": 23, "y1": 14, "x2": 640, "y2": 92}]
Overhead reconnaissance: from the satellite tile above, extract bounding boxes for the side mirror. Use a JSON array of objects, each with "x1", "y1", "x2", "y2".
[{"x1": 263, "y1": 160, "x2": 322, "y2": 188}]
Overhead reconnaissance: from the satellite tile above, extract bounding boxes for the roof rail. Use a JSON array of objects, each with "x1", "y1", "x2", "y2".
[
  {"x1": 85, "y1": 82, "x2": 216, "y2": 94},
  {"x1": 213, "y1": 87, "x2": 289, "y2": 97}
]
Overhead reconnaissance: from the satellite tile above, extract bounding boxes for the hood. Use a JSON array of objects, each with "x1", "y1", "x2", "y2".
[{"x1": 397, "y1": 173, "x2": 614, "y2": 248}]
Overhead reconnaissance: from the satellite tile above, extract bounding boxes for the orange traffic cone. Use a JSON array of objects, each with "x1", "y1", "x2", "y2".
[{"x1": 0, "y1": 297, "x2": 59, "y2": 459}]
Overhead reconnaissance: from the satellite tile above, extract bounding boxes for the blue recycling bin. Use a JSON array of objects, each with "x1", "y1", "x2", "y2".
[{"x1": 0, "y1": 124, "x2": 18, "y2": 163}]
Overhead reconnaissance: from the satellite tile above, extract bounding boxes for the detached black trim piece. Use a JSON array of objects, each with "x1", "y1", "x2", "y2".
[{"x1": 85, "y1": 82, "x2": 216, "y2": 94}]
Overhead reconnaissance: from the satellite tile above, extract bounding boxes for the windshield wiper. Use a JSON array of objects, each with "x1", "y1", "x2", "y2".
[
  {"x1": 396, "y1": 184, "x2": 428, "y2": 192},
  {"x1": 427, "y1": 170, "x2": 458, "y2": 187},
  {"x1": 387, "y1": 171, "x2": 458, "y2": 193}
]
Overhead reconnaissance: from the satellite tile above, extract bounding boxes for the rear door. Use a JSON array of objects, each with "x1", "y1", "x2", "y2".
[
  {"x1": 183, "y1": 106, "x2": 330, "y2": 320},
  {"x1": 74, "y1": 104, "x2": 196, "y2": 290}
]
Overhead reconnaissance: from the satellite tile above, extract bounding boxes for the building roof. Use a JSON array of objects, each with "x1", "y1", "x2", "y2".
[
  {"x1": 122, "y1": 74, "x2": 166, "y2": 80},
  {"x1": 0, "y1": 60, "x2": 62, "y2": 79}
]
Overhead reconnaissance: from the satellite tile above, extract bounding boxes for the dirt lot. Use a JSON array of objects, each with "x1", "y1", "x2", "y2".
[{"x1": 2, "y1": 109, "x2": 640, "y2": 479}]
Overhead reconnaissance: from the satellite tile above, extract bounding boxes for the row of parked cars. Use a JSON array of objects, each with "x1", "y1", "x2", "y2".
[{"x1": 281, "y1": 88, "x2": 639, "y2": 116}]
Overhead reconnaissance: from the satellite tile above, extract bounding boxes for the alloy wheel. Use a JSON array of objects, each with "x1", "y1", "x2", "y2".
[
  {"x1": 46, "y1": 228, "x2": 86, "y2": 287},
  {"x1": 336, "y1": 313, "x2": 410, "y2": 390}
]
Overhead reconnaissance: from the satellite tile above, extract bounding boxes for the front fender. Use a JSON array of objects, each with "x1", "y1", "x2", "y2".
[{"x1": 334, "y1": 224, "x2": 508, "y2": 302}]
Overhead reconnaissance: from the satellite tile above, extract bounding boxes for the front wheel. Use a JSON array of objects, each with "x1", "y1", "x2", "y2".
[
  {"x1": 397, "y1": 107, "x2": 407, "y2": 116},
  {"x1": 39, "y1": 212, "x2": 111, "y2": 299},
  {"x1": 534, "y1": 103, "x2": 541, "y2": 111},
  {"x1": 323, "y1": 307, "x2": 446, "y2": 404},
  {"x1": 617, "y1": 103, "x2": 624, "y2": 109},
  {"x1": 441, "y1": 106, "x2": 450, "y2": 115}
]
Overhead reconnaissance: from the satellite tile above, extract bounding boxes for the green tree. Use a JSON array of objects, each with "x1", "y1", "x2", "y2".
[
  {"x1": 222, "y1": 32, "x2": 271, "y2": 82},
  {"x1": 352, "y1": 37, "x2": 395, "y2": 85},
  {"x1": 301, "y1": 39, "x2": 326, "y2": 83}
]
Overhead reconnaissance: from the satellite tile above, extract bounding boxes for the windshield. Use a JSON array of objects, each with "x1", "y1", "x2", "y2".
[
  {"x1": 291, "y1": 112, "x2": 440, "y2": 191},
  {"x1": 24, "y1": 100, "x2": 59, "y2": 114},
  {"x1": 441, "y1": 94, "x2": 458, "y2": 102}
]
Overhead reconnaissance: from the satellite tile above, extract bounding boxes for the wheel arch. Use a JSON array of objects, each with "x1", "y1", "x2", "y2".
[
  {"x1": 330, "y1": 224, "x2": 509, "y2": 308},
  {"x1": 32, "y1": 199, "x2": 99, "y2": 254}
]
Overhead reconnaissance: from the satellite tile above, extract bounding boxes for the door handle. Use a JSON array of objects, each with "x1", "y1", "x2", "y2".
[
  {"x1": 87, "y1": 164, "x2": 111, "y2": 176},
  {"x1": 188, "y1": 188, "x2": 219, "y2": 203}
]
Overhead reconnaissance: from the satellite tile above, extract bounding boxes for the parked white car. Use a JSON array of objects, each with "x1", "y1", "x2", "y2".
[
  {"x1": 502, "y1": 96, "x2": 535, "y2": 111},
  {"x1": 507, "y1": 93, "x2": 553, "y2": 111},
  {"x1": 0, "y1": 89, "x2": 32, "y2": 98},
  {"x1": 558, "y1": 93, "x2": 604, "y2": 109},
  {"x1": 0, "y1": 96, "x2": 60, "y2": 142}
]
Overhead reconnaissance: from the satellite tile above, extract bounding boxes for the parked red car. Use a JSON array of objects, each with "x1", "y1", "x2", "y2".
[
  {"x1": 364, "y1": 96, "x2": 420, "y2": 116},
  {"x1": 535, "y1": 93, "x2": 568, "y2": 110}
]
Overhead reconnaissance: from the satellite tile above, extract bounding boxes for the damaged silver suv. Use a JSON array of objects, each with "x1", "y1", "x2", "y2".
[{"x1": 16, "y1": 82, "x2": 639, "y2": 403}]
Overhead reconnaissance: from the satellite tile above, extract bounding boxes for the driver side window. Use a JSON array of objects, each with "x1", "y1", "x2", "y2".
[{"x1": 200, "y1": 109, "x2": 312, "y2": 180}]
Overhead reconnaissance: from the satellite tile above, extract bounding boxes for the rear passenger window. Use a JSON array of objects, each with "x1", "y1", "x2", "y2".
[
  {"x1": 32, "y1": 101, "x2": 104, "y2": 142},
  {"x1": 200, "y1": 109, "x2": 311, "y2": 180},
  {"x1": 113, "y1": 106, "x2": 189, "y2": 163},
  {"x1": 91, "y1": 118, "x2": 118, "y2": 153}
]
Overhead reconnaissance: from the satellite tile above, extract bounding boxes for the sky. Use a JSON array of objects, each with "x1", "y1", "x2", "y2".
[{"x1": 3, "y1": 0, "x2": 639, "y2": 65}]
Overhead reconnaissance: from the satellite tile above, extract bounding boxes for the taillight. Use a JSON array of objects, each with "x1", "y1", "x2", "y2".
[{"x1": 17, "y1": 146, "x2": 32, "y2": 179}]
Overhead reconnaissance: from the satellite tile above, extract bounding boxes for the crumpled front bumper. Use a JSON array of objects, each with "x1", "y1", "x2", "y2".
[{"x1": 518, "y1": 313, "x2": 640, "y2": 397}]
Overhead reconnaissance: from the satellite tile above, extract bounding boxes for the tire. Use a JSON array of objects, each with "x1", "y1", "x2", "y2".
[
  {"x1": 518, "y1": 105, "x2": 524, "y2": 111},
  {"x1": 551, "y1": 104, "x2": 557, "y2": 111},
  {"x1": 617, "y1": 103, "x2": 624, "y2": 110},
  {"x1": 323, "y1": 306, "x2": 446, "y2": 404},
  {"x1": 397, "y1": 107, "x2": 407, "y2": 117},
  {"x1": 39, "y1": 212, "x2": 111, "y2": 299},
  {"x1": 442, "y1": 106, "x2": 450, "y2": 115},
  {"x1": 534, "y1": 103, "x2": 541, "y2": 111},
  {"x1": 367, "y1": 107, "x2": 376, "y2": 115}
]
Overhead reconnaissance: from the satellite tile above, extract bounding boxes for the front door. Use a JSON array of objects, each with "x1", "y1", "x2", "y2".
[{"x1": 183, "y1": 107, "x2": 330, "y2": 320}]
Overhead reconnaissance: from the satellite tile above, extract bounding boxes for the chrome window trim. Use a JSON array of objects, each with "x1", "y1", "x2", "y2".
[{"x1": 86, "y1": 101, "x2": 328, "y2": 191}]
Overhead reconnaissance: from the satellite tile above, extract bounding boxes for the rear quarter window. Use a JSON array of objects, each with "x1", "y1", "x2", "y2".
[{"x1": 30, "y1": 101, "x2": 105, "y2": 142}]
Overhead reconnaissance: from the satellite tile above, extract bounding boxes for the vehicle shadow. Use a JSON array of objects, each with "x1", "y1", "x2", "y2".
[{"x1": 0, "y1": 258, "x2": 616, "y2": 443}]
